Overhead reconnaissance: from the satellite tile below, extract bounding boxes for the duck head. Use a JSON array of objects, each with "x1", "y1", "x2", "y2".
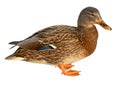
[{"x1": 78, "y1": 7, "x2": 112, "y2": 30}]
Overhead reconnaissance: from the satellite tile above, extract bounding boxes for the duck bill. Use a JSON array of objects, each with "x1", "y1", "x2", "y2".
[{"x1": 98, "y1": 20, "x2": 112, "y2": 30}]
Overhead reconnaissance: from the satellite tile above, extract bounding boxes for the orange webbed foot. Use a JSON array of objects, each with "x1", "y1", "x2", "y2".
[
  {"x1": 58, "y1": 64, "x2": 80, "y2": 76},
  {"x1": 63, "y1": 64, "x2": 74, "y2": 70}
]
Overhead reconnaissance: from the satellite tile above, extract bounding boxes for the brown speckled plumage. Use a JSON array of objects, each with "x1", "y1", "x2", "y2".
[{"x1": 6, "y1": 7, "x2": 111, "y2": 76}]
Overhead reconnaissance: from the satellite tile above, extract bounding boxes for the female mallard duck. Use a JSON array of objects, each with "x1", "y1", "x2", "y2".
[{"x1": 6, "y1": 7, "x2": 111, "y2": 76}]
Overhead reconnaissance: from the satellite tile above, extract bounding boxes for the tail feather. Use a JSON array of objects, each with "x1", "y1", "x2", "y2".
[
  {"x1": 5, "y1": 55, "x2": 24, "y2": 60},
  {"x1": 9, "y1": 41, "x2": 20, "y2": 45},
  {"x1": 9, "y1": 41, "x2": 21, "y2": 49}
]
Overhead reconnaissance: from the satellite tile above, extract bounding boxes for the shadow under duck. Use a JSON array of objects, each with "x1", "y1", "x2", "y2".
[{"x1": 6, "y1": 7, "x2": 112, "y2": 76}]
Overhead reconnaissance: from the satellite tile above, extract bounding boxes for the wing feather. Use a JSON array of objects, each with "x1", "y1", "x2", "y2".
[{"x1": 9, "y1": 25, "x2": 76, "y2": 50}]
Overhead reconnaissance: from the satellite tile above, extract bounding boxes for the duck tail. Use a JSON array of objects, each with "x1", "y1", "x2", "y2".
[
  {"x1": 9, "y1": 41, "x2": 20, "y2": 45},
  {"x1": 9, "y1": 41, "x2": 21, "y2": 49},
  {"x1": 5, "y1": 55, "x2": 24, "y2": 60}
]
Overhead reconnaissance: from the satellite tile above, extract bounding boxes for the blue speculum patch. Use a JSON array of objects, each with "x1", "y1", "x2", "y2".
[{"x1": 38, "y1": 45, "x2": 54, "y2": 51}]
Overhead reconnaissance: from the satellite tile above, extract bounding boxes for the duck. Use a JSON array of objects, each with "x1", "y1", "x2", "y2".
[{"x1": 5, "y1": 7, "x2": 112, "y2": 76}]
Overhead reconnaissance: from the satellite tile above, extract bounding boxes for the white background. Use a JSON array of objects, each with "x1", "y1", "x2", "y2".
[{"x1": 0, "y1": 0, "x2": 120, "y2": 85}]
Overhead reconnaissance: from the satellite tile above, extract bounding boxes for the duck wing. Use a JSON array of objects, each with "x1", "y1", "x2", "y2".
[{"x1": 9, "y1": 25, "x2": 76, "y2": 50}]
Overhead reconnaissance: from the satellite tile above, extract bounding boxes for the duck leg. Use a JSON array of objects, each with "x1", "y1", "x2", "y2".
[{"x1": 58, "y1": 64, "x2": 80, "y2": 76}]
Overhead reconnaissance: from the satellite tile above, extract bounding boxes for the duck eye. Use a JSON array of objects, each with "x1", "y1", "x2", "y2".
[{"x1": 91, "y1": 13, "x2": 95, "y2": 16}]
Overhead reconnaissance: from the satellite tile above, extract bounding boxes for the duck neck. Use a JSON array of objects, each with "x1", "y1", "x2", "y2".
[
  {"x1": 78, "y1": 19, "x2": 94, "y2": 28},
  {"x1": 76, "y1": 24, "x2": 98, "y2": 56},
  {"x1": 77, "y1": 14, "x2": 96, "y2": 28}
]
